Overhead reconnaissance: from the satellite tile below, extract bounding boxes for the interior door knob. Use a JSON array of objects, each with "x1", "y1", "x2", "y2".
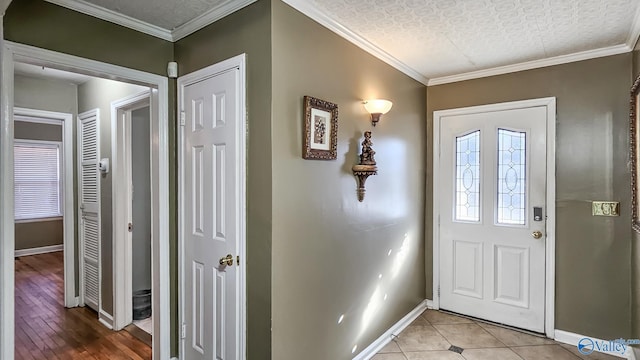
[
  {"x1": 219, "y1": 254, "x2": 234, "y2": 266},
  {"x1": 532, "y1": 231, "x2": 543, "y2": 239}
]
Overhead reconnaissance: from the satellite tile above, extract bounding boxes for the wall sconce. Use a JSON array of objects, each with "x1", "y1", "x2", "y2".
[
  {"x1": 363, "y1": 99, "x2": 393, "y2": 126},
  {"x1": 352, "y1": 131, "x2": 377, "y2": 202}
]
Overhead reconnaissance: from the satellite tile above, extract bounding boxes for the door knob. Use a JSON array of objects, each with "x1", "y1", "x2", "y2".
[
  {"x1": 532, "y1": 231, "x2": 543, "y2": 239},
  {"x1": 219, "y1": 254, "x2": 234, "y2": 266}
]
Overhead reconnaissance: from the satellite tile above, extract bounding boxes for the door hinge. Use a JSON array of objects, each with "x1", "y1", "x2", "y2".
[
  {"x1": 438, "y1": 286, "x2": 441, "y2": 297},
  {"x1": 181, "y1": 323, "x2": 186, "y2": 339},
  {"x1": 180, "y1": 111, "x2": 186, "y2": 126}
]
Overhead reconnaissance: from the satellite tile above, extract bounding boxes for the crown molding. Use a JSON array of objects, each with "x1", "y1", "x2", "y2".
[
  {"x1": 627, "y1": 3, "x2": 640, "y2": 49},
  {"x1": 45, "y1": 0, "x2": 173, "y2": 41},
  {"x1": 171, "y1": 0, "x2": 257, "y2": 41},
  {"x1": 281, "y1": 0, "x2": 429, "y2": 85},
  {"x1": 427, "y1": 44, "x2": 631, "y2": 86}
]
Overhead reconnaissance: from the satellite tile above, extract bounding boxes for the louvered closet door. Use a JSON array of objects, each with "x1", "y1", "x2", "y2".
[{"x1": 78, "y1": 109, "x2": 101, "y2": 312}]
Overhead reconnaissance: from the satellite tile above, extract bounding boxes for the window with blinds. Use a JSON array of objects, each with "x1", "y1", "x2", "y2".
[{"x1": 14, "y1": 140, "x2": 63, "y2": 221}]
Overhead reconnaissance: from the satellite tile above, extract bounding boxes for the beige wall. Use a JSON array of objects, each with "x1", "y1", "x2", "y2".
[
  {"x1": 270, "y1": 2, "x2": 426, "y2": 359},
  {"x1": 13, "y1": 75, "x2": 76, "y2": 251},
  {"x1": 428, "y1": 54, "x2": 632, "y2": 340},
  {"x1": 174, "y1": 1, "x2": 273, "y2": 357},
  {"x1": 77, "y1": 77, "x2": 149, "y2": 315}
]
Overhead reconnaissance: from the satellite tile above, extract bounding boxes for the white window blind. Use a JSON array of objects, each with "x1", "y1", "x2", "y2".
[{"x1": 14, "y1": 140, "x2": 62, "y2": 221}]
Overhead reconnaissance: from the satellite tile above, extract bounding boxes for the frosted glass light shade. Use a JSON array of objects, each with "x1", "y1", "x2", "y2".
[
  {"x1": 363, "y1": 99, "x2": 393, "y2": 115},
  {"x1": 363, "y1": 99, "x2": 393, "y2": 126}
]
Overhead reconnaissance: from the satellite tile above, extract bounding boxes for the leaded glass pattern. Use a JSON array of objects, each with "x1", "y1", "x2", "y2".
[
  {"x1": 497, "y1": 129, "x2": 526, "y2": 225},
  {"x1": 455, "y1": 131, "x2": 480, "y2": 222}
]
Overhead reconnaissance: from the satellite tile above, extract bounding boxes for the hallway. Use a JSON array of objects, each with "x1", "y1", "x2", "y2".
[{"x1": 15, "y1": 251, "x2": 151, "y2": 359}]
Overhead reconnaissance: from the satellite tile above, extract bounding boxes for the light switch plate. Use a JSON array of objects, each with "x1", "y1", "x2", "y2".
[{"x1": 592, "y1": 201, "x2": 620, "y2": 216}]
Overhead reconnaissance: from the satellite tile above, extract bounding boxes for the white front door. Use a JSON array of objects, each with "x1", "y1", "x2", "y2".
[
  {"x1": 78, "y1": 109, "x2": 101, "y2": 312},
  {"x1": 180, "y1": 56, "x2": 246, "y2": 360},
  {"x1": 437, "y1": 103, "x2": 548, "y2": 332}
]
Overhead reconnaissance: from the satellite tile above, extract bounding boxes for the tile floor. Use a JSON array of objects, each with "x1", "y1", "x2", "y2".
[
  {"x1": 133, "y1": 316, "x2": 153, "y2": 335},
  {"x1": 374, "y1": 310, "x2": 620, "y2": 360}
]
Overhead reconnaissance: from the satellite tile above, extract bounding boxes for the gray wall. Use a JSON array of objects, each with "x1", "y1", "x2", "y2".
[
  {"x1": 271, "y1": 2, "x2": 426, "y2": 359},
  {"x1": 175, "y1": 1, "x2": 273, "y2": 357},
  {"x1": 428, "y1": 54, "x2": 632, "y2": 340},
  {"x1": 13, "y1": 74, "x2": 76, "y2": 251},
  {"x1": 77, "y1": 77, "x2": 149, "y2": 315},
  {"x1": 131, "y1": 106, "x2": 151, "y2": 292},
  {"x1": 632, "y1": 48, "x2": 640, "y2": 341}
]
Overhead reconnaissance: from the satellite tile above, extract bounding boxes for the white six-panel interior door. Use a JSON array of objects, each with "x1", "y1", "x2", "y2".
[
  {"x1": 78, "y1": 109, "x2": 101, "y2": 312},
  {"x1": 435, "y1": 99, "x2": 555, "y2": 334},
  {"x1": 179, "y1": 54, "x2": 247, "y2": 360}
]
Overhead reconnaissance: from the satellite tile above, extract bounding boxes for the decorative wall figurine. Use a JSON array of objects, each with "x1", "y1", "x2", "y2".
[{"x1": 352, "y1": 131, "x2": 378, "y2": 202}]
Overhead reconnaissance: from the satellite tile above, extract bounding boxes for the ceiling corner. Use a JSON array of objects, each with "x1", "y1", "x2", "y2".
[
  {"x1": 171, "y1": 0, "x2": 258, "y2": 41},
  {"x1": 628, "y1": 3, "x2": 640, "y2": 50},
  {"x1": 281, "y1": 0, "x2": 429, "y2": 85},
  {"x1": 45, "y1": 0, "x2": 173, "y2": 41}
]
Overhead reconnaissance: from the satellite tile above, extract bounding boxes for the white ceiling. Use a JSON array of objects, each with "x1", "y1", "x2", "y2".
[
  {"x1": 44, "y1": 0, "x2": 640, "y2": 85},
  {"x1": 14, "y1": 62, "x2": 92, "y2": 84}
]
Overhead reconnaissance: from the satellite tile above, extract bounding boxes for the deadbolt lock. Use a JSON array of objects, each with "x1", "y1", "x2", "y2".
[{"x1": 219, "y1": 254, "x2": 234, "y2": 266}]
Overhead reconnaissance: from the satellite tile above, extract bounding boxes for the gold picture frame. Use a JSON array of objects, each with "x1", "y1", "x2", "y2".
[
  {"x1": 631, "y1": 73, "x2": 640, "y2": 231},
  {"x1": 302, "y1": 95, "x2": 338, "y2": 160}
]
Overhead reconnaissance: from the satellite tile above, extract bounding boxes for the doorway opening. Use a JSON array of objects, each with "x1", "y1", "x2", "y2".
[{"x1": 1, "y1": 41, "x2": 171, "y2": 359}]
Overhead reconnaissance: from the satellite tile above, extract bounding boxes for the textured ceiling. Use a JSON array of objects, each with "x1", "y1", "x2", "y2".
[
  {"x1": 83, "y1": 0, "x2": 233, "y2": 29},
  {"x1": 61, "y1": 0, "x2": 640, "y2": 82},
  {"x1": 310, "y1": 0, "x2": 640, "y2": 79}
]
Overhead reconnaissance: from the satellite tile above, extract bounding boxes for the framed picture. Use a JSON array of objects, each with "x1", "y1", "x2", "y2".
[
  {"x1": 303, "y1": 95, "x2": 338, "y2": 160},
  {"x1": 632, "y1": 73, "x2": 640, "y2": 231}
]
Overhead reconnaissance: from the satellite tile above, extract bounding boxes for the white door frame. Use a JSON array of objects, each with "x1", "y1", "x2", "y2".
[
  {"x1": 432, "y1": 97, "x2": 556, "y2": 338},
  {"x1": 178, "y1": 53, "x2": 248, "y2": 360},
  {"x1": 0, "y1": 41, "x2": 171, "y2": 359},
  {"x1": 111, "y1": 90, "x2": 151, "y2": 331},
  {"x1": 14, "y1": 108, "x2": 76, "y2": 308}
]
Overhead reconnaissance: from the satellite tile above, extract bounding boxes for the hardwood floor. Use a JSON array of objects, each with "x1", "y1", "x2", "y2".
[{"x1": 15, "y1": 251, "x2": 151, "y2": 359}]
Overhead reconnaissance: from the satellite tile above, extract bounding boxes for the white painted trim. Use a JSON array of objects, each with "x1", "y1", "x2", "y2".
[
  {"x1": 111, "y1": 90, "x2": 150, "y2": 331},
  {"x1": 45, "y1": 0, "x2": 259, "y2": 43},
  {"x1": 15, "y1": 244, "x2": 64, "y2": 257},
  {"x1": 626, "y1": 2, "x2": 640, "y2": 49},
  {"x1": 554, "y1": 330, "x2": 635, "y2": 359},
  {"x1": 171, "y1": 0, "x2": 258, "y2": 41},
  {"x1": 98, "y1": 309, "x2": 114, "y2": 330},
  {"x1": 280, "y1": 0, "x2": 429, "y2": 85},
  {"x1": 14, "y1": 114, "x2": 63, "y2": 126},
  {"x1": 432, "y1": 97, "x2": 556, "y2": 339},
  {"x1": 44, "y1": 0, "x2": 173, "y2": 41},
  {"x1": 352, "y1": 300, "x2": 429, "y2": 360},
  {"x1": 1, "y1": 41, "x2": 171, "y2": 360},
  {"x1": 428, "y1": 44, "x2": 631, "y2": 86},
  {"x1": 178, "y1": 53, "x2": 248, "y2": 360},
  {"x1": 0, "y1": 21, "x2": 16, "y2": 360},
  {"x1": 425, "y1": 299, "x2": 434, "y2": 309}
]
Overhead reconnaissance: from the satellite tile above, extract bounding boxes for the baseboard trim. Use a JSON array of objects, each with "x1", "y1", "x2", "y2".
[
  {"x1": 555, "y1": 329, "x2": 635, "y2": 359},
  {"x1": 15, "y1": 244, "x2": 63, "y2": 257},
  {"x1": 426, "y1": 299, "x2": 434, "y2": 309},
  {"x1": 99, "y1": 309, "x2": 114, "y2": 330},
  {"x1": 352, "y1": 299, "x2": 429, "y2": 360}
]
